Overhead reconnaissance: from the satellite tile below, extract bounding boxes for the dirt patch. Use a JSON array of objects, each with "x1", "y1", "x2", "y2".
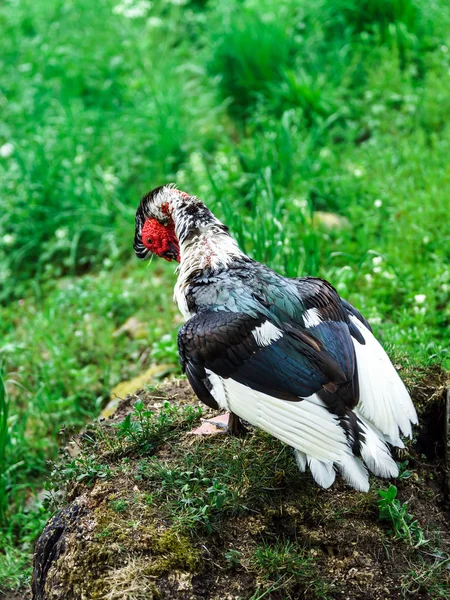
[
  {"x1": 110, "y1": 377, "x2": 209, "y2": 421},
  {"x1": 32, "y1": 373, "x2": 450, "y2": 599},
  {"x1": 1, "y1": 592, "x2": 31, "y2": 600}
]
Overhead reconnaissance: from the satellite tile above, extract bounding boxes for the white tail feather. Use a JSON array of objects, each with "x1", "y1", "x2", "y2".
[
  {"x1": 294, "y1": 450, "x2": 307, "y2": 472},
  {"x1": 338, "y1": 455, "x2": 370, "y2": 492},
  {"x1": 350, "y1": 316, "x2": 418, "y2": 445},
  {"x1": 308, "y1": 458, "x2": 336, "y2": 489},
  {"x1": 357, "y1": 412, "x2": 399, "y2": 478}
]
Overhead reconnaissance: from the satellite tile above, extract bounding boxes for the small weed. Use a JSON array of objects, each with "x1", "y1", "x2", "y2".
[
  {"x1": 110, "y1": 499, "x2": 129, "y2": 514},
  {"x1": 58, "y1": 456, "x2": 112, "y2": 487},
  {"x1": 252, "y1": 539, "x2": 329, "y2": 599},
  {"x1": 402, "y1": 554, "x2": 450, "y2": 598},
  {"x1": 378, "y1": 484, "x2": 427, "y2": 547},
  {"x1": 252, "y1": 540, "x2": 315, "y2": 581},
  {"x1": 140, "y1": 461, "x2": 237, "y2": 534},
  {"x1": 397, "y1": 460, "x2": 413, "y2": 480},
  {"x1": 95, "y1": 527, "x2": 114, "y2": 541},
  {"x1": 113, "y1": 400, "x2": 201, "y2": 453},
  {"x1": 224, "y1": 548, "x2": 241, "y2": 568},
  {"x1": 150, "y1": 332, "x2": 179, "y2": 365},
  {"x1": 136, "y1": 427, "x2": 304, "y2": 536}
]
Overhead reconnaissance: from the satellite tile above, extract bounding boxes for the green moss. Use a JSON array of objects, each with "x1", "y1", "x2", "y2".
[
  {"x1": 149, "y1": 529, "x2": 201, "y2": 575},
  {"x1": 42, "y1": 492, "x2": 201, "y2": 599}
]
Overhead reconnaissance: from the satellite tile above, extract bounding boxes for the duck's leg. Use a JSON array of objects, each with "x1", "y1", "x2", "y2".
[
  {"x1": 189, "y1": 412, "x2": 247, "y2": 436},
  {"x1": 228, "y1": 411, "x2": 248, "y2": 436}
]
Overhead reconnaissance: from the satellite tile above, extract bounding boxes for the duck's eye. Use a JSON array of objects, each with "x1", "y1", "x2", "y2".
[{"x1": 146, "y1": 237, "x2": 153, "y2": 244}]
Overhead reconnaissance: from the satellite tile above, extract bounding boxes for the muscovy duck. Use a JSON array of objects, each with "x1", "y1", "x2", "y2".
[{"x1": 133, "y1": 185, "x2": 418, "y2": 491}]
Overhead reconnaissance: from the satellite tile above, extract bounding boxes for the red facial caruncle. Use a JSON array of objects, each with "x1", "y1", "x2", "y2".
[{"x1": 141, "y1": 218, "x2": 180, "y2": 262}]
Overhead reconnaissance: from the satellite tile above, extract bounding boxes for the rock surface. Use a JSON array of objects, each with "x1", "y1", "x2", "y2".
[{"x1": 32, "y1": 368, "x2": 450, "y2": 599}]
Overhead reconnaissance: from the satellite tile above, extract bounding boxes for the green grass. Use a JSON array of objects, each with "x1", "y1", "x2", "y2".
[
  {"x1": 0, "y1": 0, "x2": 450, "y2": 592},
  {"x1": 251, "y1": 539, "x2": 329, "y2": 599},
  {"x1": 0, "y1": 370, "x2": 9, "y2": 523}
]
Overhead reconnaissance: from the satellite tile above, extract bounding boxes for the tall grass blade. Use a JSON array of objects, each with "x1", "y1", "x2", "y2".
[{"x1": 0, "y1": 369, "x2": 9, "y2": 524}]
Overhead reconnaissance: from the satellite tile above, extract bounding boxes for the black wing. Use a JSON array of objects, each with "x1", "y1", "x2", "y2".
[
  {"x1": 294, "y1": 276, "x2": 371, "y2": 343},
  {"x1": 178, "y1": 308, "x2": 357, "y2": 414}
]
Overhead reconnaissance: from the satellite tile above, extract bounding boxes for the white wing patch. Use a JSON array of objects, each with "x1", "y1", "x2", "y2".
[
  {"x1": 205, "y1": 368, "x2": 228, "y2": 411},
  {"x1": 252, "y1": 321, "x2": 283, "y2": 347},
  {"x1": 303, "y1": 307, "x2": 322, "y2": 328}
]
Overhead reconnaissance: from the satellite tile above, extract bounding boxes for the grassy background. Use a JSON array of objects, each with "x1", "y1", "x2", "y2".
[{"x1": 0, "y1": 0, "x2": 449, "y2": 592}]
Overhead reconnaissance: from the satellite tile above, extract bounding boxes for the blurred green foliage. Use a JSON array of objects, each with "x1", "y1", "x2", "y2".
[{"x1": 0, "y1": 0, "x2": 449, "y2": 592}]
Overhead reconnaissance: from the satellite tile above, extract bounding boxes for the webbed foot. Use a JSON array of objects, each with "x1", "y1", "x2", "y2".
[{"x1": 189, "y1": 412, "x2": 247, "y2": 436}]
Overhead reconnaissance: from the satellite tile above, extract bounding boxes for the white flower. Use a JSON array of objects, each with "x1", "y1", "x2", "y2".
[
  {"x1": 55, "y1": 228, "x2": 68, "y2": 239},
  {"x1": 2, "y1": 234, "x2": 15, "y2": 245},
  {"x1": 103, "y1": 172, "x2": 117, "y2": 183},
  {"x1": 354, "y1": 168, "x2": 363, "y2": 177},
  {"x1": 414, "y1": 294, "x2": 426, "y2": 304},
  {"x1": 373, "y1": 266, "x2": 382, "y2": 274},
  {"x1": 0, "y1": 143, "x2": 14, "y2": 158},
  {"x1": 292, "y1": 197, "x2": 308, "y2": 210},
  {"x1": 113, "y1": 0, "x2": 152, "y2": 17},
  {"x1": 123, "y1": 5, "x2": 148, "y2": 18},
  {"x1": 441, "y1": 45, "x2": 448, "y2": 53},
  {"x1": 0, "y1": 267, "x2": 12, "y2": 281},
  {"x1": 110, "y1": 56, "x2": 123, "y2": 67},
  {"x1": 372, "y1": 256, "x2": 383, "y2": 266},
  {"x1": 371, "y1": 104, "x2": 385, "y2": 115},
  {"x1": 103, "y1": 171, "x2": 119, "y2": 192},
  {"x1": 147, "y1": 16, "x2": 162, "y2": 27},
  {"x1": 374, "y1": 199, "x2": 382, "y2": 208},
  {"x1": 422, "y1": 236, "x2": 429, "y2": 244},
  {"x1": 364, "y1": 273, "x2": 373, "y2": 282}
]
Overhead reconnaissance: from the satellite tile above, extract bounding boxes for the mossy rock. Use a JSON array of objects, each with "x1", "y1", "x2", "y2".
[{"x1": 33, "y1": 369, "x2": 450, "y2": 599}]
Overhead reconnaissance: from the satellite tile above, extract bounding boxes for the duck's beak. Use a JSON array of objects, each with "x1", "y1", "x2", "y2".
[{"x1": 162, "y1": 241, "x2": 180, "y2": 262}]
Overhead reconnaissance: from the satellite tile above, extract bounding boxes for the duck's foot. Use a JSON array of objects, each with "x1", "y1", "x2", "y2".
[{"x1": 189, "y1": 412, "x2": 247, "y2": 436}]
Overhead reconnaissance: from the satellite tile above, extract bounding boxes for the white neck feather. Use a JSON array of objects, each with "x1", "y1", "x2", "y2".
[{"x1": 174, "y1": 225, "x2": 244, "y2": 320}]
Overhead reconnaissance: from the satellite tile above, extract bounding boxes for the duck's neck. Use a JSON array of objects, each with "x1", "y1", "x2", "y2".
[{"x1": 171, "y1": 198, "x2": 244, "y2": 317}]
